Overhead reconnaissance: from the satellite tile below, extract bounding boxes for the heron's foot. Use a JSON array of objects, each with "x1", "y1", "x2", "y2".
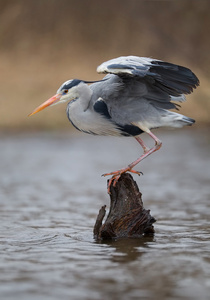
[
  {"x1": 102, "y1": 168, "x2": 143, "y2": 194},
  {"x1": 102, "y1": 168, "x2": 142, "y2": 178}
]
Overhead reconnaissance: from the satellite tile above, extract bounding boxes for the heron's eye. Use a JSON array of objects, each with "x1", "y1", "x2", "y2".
[{"x1": 63, "y1": 89, "x2": 68, "y2": 94}]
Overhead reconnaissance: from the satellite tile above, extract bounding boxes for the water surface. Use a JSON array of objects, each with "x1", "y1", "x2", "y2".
[{"x1": 0, "y1": 129, "x2": 210, "y2": 300}]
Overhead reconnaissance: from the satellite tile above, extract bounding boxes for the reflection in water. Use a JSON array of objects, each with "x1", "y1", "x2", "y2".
[
  {"x1": 99, "y1": 237, "x2": 154, "y2": 263},
  {"x1": 0, "y1": 129, "x2": 210, "y2": 300}
]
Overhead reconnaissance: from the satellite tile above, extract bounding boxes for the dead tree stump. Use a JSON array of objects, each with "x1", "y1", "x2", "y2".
[{"x1": 94, "y1": 173, "x2": 156, "y2": 240}]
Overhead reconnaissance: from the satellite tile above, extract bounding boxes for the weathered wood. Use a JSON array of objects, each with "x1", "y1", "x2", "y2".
[
  {"x1": 94, "y1": 173, "x2": 156, "y2": 240},
  {"x1": 93, "y1": 205, "x2": 106, "y2": 238}
]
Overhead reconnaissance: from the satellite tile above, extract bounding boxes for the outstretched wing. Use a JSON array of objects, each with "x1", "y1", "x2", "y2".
[
  {"x1": 92, "y1": 56, "x2": 199, "y2": 133},
  {"x1": 97, "y1": 56, "x2": 199, "y2": 97}
]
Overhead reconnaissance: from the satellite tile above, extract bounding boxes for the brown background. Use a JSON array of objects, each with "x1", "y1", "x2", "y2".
[{"x1": 0, "y1": 0, "x2": 209, "y2": 131}]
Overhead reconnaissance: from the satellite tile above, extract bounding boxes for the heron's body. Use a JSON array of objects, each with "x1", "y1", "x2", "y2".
[
  {"x1": 66, "y1": 73, "x2": 195, "y2": 137},
  {"x1": 29, "y1": 56, "x2": 199, "y2": 192}
]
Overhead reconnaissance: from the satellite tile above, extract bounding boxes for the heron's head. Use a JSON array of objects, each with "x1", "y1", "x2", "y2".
[{"x1": 29, "y1": 79, "x2": 83, "y2": 116}]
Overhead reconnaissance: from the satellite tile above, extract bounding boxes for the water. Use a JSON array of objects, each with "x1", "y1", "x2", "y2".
[{"x1": 0, "y1": 129, "x2": 210, "y2": 300}]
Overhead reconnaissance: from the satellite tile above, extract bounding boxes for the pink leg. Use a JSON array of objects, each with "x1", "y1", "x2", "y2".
[
  {"x1": 102, "y1": 131, "x2": 162, "y2": 193},
  {"x1": 128, "y1": 131, "x2": 162, "y2": 169},
  {"x1": 135, "y1": 136, "x2": 150, "y2": 153}
]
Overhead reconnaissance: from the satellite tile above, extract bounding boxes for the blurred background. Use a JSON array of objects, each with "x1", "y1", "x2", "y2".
[
  {"x1": 1, "y1": 2, "x2": 210, "y2": 299},
  {"x1": 0, "y1": 0, "x2": 209, "y2": 131}
]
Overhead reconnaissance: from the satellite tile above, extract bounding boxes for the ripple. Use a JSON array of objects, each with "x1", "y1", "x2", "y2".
[{"x1": 0, "y1": 130, "x2": 210, "y2": 300}]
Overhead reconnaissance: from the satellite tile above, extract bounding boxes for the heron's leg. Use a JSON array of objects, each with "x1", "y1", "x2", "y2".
[
  {"x1": 135, "y1": 136, "x2": 150, "y2": 153},
  {"x1": 102, "y1": 131, "x2": 162, "y2": 193},
  {"x1": 128, "y1": 131, "x2": 162, "y2": 169}
]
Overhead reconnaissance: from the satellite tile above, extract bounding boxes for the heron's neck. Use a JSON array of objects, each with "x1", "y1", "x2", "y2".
[
  {"x1": 74, "y1": 82, "x2": 93, "y2": 111},
  {"x1": 66, "y1": 83, "x2": 93, "y2": 131},
  {"x1": 66, "y1": 83, "x2": 120, "y2": 135}
]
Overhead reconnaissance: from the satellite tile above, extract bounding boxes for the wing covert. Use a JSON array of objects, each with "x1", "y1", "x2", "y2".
[
  {"x1": 97, "y1": 56, "x2": 154, "y2": 78},
  {"x1": 97, "y1": 56, "x2": 199, "y2": 97}
]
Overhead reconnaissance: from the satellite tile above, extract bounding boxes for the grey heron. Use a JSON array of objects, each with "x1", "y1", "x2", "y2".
[{"x1": 29, "y1": 56, "x2": 199, "y2": 193}]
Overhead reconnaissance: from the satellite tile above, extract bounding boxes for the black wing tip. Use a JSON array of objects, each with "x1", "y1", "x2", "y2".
[{"x1": 150, "y1": 60, "x2": 199, "y2": 95}]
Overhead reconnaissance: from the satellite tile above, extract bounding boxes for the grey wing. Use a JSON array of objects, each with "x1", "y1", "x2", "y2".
[
  {"x1": 97, "y1": 56, "x2": 154, "y2": 77},
  {"x1": 97, "y1": 56, "x2": 199, "y2": 97},
  {"x1": 92, "y1": 56, "x2": 199, "y2": 133}
]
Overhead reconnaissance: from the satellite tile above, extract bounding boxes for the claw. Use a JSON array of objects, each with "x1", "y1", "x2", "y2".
[
  {"x1": 128, "y1": 169, "x2": 143, "y2": 176},
  {"x1": 103, "y1": 131, "x2": 162, "y2": 194},
  {"x1": 102, "y1": 168, "x2": 142, "y2": 178},
  {"x1": 103, "y1": 167, "x2": 143, "y2": 194},
  {"x1": 107, "y1": 175, "x2": 120, "y2": 194}
]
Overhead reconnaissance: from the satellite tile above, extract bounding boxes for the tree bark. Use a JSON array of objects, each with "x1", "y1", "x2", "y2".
[{"x1": 94, "y1": 173, "x2": 156, "y2": 240}]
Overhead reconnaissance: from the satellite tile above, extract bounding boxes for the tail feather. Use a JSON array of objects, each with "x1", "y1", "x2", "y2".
[
  {"x1": 180, "y1": 115, "x2": 195, "y2": 126},
  {"x1": 160, "y1": 110, "x2": 195, "y2": 128}
]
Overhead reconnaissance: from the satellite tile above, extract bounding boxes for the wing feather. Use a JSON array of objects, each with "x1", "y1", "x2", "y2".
[
  {"x1": 92, "y1": 56, "x2": 199, "y2": 131},
  {"x1": 97, "y1": 56, "x2": 199, "y2": 97}
]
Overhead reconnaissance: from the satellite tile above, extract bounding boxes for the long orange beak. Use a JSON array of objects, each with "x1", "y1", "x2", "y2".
[{"x1": 28, "y1": 93, "x2": 62, "y2": 116}]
